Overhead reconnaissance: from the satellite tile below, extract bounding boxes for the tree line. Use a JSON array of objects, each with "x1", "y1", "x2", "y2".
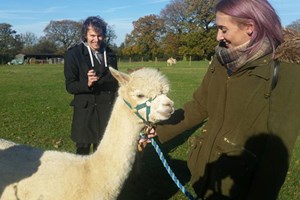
[{"x1": 1, "y1": 0, "x2": 300, "y2": 64}]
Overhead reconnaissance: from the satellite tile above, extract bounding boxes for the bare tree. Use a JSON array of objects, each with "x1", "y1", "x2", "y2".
[
  {"x1": 106, "y1": 25, "x2": 117, "y2": 46},
  {"x1": 286, "y1": 19, "x2": 300, "y2": 33},
  {"x1": 44, "y1": 20, "x2": 82, "y2": 51},
  {"x1": 19, "y1": 32, "x2": 39, "y2": 54},
  {"x1": 160, "y1": 0, "x2": 188, "y2": 34},
  {"x1": 20, "y1": 32, "x2": 38, "y2": 48}
]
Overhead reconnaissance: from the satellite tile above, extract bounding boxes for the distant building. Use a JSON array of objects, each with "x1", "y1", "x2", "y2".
[
  {"x1": 8, "y1": 53, "x2": 25, "y2": 65},
  {"x1": 25, "y1": 53, "x2": 64, "y2": 64},
  {"x1": 8, "y1": 53, "x2": 64, "y2": 65}
]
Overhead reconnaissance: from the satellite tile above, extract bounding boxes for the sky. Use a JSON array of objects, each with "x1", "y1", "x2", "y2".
[{"x1": 0, "y1": 0, "x2": 299, "y2": 46}]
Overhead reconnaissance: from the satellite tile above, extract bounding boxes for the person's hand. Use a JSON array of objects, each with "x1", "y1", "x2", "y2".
[
  {"x1": 87, "y1": 69, "x2": 100, "y2": 87},
  {"x1": 137, "y1": 126, "x2": 157, "y2": 151}
]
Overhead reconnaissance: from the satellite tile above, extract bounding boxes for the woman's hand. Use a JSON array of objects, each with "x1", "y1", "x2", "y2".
[{"x1": 137, "y1": 126, "x2": 157, "y2": 151}]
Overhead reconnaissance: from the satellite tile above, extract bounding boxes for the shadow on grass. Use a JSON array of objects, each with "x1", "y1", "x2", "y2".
[
  {"x1": 118, "y1": 108, "x2": 204, "y2": 200},
  {"x1": 118, "y1": 147, "x2": 189, "y2": 200},
  {"x1": 118, "y1": 127, "x2": 201, "y2": 200}
]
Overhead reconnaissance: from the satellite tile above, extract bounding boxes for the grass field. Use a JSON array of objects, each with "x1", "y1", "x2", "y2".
[{"x1": 0, "y1": 61, "x2": 299, "y2": 199}]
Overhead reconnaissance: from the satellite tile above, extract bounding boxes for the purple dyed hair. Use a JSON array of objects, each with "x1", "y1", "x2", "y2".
[{"x1": 215, "y1": 0, "x2": 283, "y2": 57}]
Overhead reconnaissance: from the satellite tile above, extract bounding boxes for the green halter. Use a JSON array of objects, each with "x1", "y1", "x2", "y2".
[{"x1": 123, "y1": 97, "x2": 154, "y2": 124}]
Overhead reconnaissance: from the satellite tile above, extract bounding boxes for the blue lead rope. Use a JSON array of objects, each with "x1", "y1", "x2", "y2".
[
  {"x1": 150, "y1": 138, "x2": 197, "y2": 200},
  {"x1": 125, "y1": 98, "x2": 197, "y2": 200}
]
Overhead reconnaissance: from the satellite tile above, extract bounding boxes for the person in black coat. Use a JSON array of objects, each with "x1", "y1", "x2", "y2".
[{"x1": 64, "y1": 16, "x2": 119, "y2": 155}]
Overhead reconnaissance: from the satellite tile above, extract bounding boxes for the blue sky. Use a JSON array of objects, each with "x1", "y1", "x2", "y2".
[{"x1": 0, "y1": 0, "x2": 299, "y2": 46}]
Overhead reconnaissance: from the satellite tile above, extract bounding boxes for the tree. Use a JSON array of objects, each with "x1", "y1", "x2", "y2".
[
  {"x1": 184, "y1": 0, "x2": 216, "y2": 31},
  {"x1": 179, "y1": 0, "x2": 217, "y2": 59},
  {"x1": 0, "y1": 23, "x2": 23, "y2": 64},
  {"x1": 122, "y1": 15, "x2": 165, "y2": 60},
  {"x1": 32, "y1": 36, "x2": 58, "y2": 54},
  {"x1": 286, "y1": 19, "x2": 300, "y2": 33},
  {"x1": 161, "y1": 32, "x2": 181, "y2": 57},
  {"x1": 160, "y1": 0, "x2": 188, "y2": 58},
  {"x1": 44, "y1": 20, "x2": 82, "y2": 52},
  {"x1": 106, "y1": 25, "x2": 117, "y2": 46},
  {"x1": 160, "y1": 0, "x2": 189, "y2": 35},
  {"x1": 20, "y1": 32, "x2": 39, "y2": 54},
  {"x1": 122, "y1": 33, "x2": 136, "y2": 57},
  {"x1": 44, "y1": 19, "x2": 117, "y2": 53},
  {"x1": 20, "y1": 32, "x2": 38, "y2": 47},
  {"x1": 160, "y1": 0, "x2": 217, "y2": 59}
]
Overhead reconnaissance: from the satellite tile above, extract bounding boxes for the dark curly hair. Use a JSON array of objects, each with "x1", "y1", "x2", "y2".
[{"x1": 81, "y1": 16, "x2": 107, "y2": 42}]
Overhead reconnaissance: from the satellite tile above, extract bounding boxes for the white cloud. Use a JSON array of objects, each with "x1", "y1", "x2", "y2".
[{"x1": 102, "y1": 6, "x2": 133, "y2": 14}]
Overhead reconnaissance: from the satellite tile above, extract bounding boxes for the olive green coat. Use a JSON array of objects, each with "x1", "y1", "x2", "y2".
[{"x1": 157, "y1": 33, "x2": 300, "y2": 199}]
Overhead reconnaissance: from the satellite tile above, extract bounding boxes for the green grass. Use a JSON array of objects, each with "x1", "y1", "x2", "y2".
[{"x1": 0, "y1": 62, "x2": 299, "y2": 200}]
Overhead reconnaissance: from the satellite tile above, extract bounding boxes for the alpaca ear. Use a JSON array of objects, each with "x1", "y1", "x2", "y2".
[{"x1": 109, "y1": 67, "x2": 131, "y2": 85}]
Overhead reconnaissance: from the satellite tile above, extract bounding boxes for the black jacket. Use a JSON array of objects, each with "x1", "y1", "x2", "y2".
[{"x1": 64, "y1": 42, "x2": 118, "y2": 143}]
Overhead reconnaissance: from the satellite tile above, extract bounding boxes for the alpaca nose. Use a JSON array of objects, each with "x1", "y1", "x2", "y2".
[
  {"x1": 163, "y1": 98, "x2": 175, "y2": 114},
  {"x1": 149, "y1": 95, "x2": 175, "y2": 121},
  {"x1": 167, "y1": 101, "x2": 174, "y2": 109},
  {"x1": 164, "y1": 97, "x2": 174, "y2": 108}
]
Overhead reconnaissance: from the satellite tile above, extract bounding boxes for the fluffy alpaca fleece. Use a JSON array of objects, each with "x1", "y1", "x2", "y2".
[{"x1": 0, "y1": 67, "x2": 174, "y2": 200}]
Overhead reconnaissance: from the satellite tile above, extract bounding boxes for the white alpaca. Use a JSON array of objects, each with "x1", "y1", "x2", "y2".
[
  {"x1": 167, "y1": 57, "x2": 177, "y2": 66},
  {"x1": 0, "y1": 67, "x2": 174, "y2": 200}
]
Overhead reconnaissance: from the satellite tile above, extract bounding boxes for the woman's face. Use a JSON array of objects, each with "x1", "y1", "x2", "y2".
[
  {"x1": 215, "y1": 11, "x2": 253, "y2": 49},
  {"x1": 86, "y1": 26, "x2": 104, "y2": 51}
]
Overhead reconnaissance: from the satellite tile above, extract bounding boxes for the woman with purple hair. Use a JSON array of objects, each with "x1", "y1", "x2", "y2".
[{"x1": 143, "y1": 0, "x2": 300, "y2": 199}]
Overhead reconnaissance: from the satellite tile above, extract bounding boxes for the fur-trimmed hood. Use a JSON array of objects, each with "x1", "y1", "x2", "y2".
[{"x1": 274, "y1": 29, "x2": 300, "y2": 64}]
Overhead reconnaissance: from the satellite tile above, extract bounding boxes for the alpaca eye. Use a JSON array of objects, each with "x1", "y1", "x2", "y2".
[{"x1": 137, "y1": 94, "x2": 145, "y2": 98}]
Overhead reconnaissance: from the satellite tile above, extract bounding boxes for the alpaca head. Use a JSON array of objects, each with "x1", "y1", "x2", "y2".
[{"x1": 109, "y1": 67, "x2": 174, "y2": 123}]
